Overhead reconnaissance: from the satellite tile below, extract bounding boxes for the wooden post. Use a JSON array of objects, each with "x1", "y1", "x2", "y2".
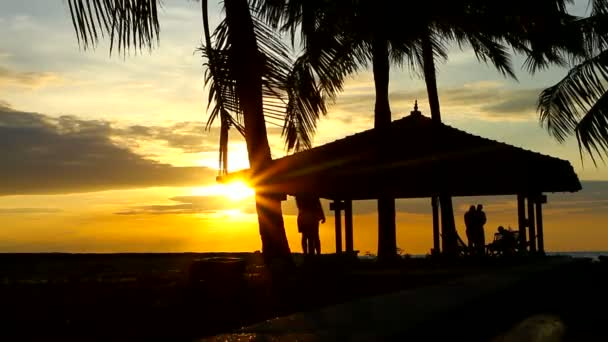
[
  {"x1": 432, "y1": 196, "x2": 440, "y2": 254},
  {"x1": 330, "y1": 200, "x2": 343, "y2": 254},
  {"x1": 344, "y1": 199, "x2": 354, "y2": 254},
  {"x1": 536, "y1": 194, "x2": 546, "y2": 255},
  {"x1": 517, "y1": 194, "x2": 526, "y2": 251},
  {"x1": 527, "y1": 195, "x2": 537, "y2": 253}
]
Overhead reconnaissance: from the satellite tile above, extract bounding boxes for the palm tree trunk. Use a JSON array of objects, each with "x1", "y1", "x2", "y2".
[
  {"x1": 223, "y1": 0, "x2": 292, "y2": 264},
  {"x1": 421, "y1": 31, "x2": 458, "y2": 256},
  {"x1": 372, "y1": 32, "x2": 397, "y2": 261}
]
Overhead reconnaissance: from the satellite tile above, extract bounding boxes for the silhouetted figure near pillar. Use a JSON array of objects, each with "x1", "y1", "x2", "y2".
[
  {"x1": 296, "y1": 194, "x2": 326, "y2": 255},
  {"x1": 475, "y1": 204, "x2": 487, "y2": 255},
  {"x1": 464, "y1": 205, "x2": 476, "y2": 249}
]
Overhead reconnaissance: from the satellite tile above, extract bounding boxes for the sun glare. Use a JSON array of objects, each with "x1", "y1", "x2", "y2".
[
  {"x1": 191, "y1": 181, "x2": 254, "y2": 201},
  {"x1": 222, "y1": 181, "x2": 255, "y2": 201}
]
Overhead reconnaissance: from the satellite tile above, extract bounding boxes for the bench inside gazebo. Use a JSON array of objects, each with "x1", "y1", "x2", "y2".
[{"x1": 219, "y1": 106, "x2": 582, "y2": 255}]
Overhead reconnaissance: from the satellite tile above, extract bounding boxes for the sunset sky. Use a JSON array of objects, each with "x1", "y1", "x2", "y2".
[{"x1": 1, "y1": 0, "x2": 608, "y2": 254}]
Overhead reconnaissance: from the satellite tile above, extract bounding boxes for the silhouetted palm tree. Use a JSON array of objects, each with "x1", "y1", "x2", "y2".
[
  {"x1": 67, "y1": 0, "x2": 334, "y2": 264},
  {"x1": 539, "y1": 0, "x2": 608, "y2": 164},
  {"x1": 260, "y1": 0, "x2": 428, "y2": 259}
]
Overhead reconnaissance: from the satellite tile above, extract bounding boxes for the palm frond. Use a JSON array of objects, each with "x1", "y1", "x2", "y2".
[
  {"x1": 458, "y1": 31, "x2": 516, "y2": 79},
  {"x1": 400, "y1": 31, "x2": 448, "y2": 79},
  {"x1": 519, "y1": 12, "x2": 584, "y2": 73},
  {"x1": 539, "y1": 50, "x2": 608, "y2": 143},
  {"x1": 202, "y1": 3, "x2": 334, "y2": 157},
  {"x1": 575, "y1": 90, "x2": 608, "y2": 164},
  {"x1": 282, "y1": 55, "x2": 326, "y2": 152},
  {"x1": 577, "y1": 12, "x2": 608, "y2": 58},
  {"x1": 67, "y1": 0, "x2": 160, "y2": 54}
]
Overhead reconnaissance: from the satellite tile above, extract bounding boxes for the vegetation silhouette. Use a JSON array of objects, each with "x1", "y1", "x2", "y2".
[
  {"x1": 538, "y1": 1, "x2": 608, "y2": 164},
  {"x1": 267, "y1": 0, "x2": 590, "y2": 257},
  {"x1": 67, "y1": 0, "x2": 349, "y2": 266},
  {"x1": 66, "y1": 0, "x2": 606, "y2": 263}
]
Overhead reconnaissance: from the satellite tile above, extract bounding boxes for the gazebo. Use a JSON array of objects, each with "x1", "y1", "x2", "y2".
[{"x1": 219, "y1": 106, "x2": 581, "y2": 255}]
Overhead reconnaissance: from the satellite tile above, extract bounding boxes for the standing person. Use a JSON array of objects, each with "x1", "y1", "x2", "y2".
[
  {"x1": 464, "y1": 205, "x2": 477, "y2": 249},
  {"x1": 475, "y1": 204, "x2": 487, "y2": 254},
  {"x1": 295, "y1": 194, "x2": 326, "y2": 255}
]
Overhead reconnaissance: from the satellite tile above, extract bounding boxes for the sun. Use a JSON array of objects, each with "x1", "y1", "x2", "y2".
[
  {"x1": 222, "y1": 181, "x2": 255, "y2": 201},
  {"x1": 191, "y1": 181, "x2": 254, "y2": 202}
]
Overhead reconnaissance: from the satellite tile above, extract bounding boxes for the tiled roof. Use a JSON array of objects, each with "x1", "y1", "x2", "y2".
[{"x1": 221, "y1": 112, "x2": 581, "y2": 199}]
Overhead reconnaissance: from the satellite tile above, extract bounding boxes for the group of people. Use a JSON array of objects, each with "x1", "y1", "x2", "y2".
[
  {"x1": 295, "y1": 194, "x2": 325, "y2": 255},
  {"x1": 464, "y1": 204, "x2": 487, "y2": 254}
]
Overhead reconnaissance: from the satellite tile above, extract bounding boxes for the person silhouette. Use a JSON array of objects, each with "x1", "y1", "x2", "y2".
[
  {"x1": 475, "y1": 204, "x2": 487, "y2": 254},
  {"x1": 295, "y1": 194, "x2": 326, "y2": 255},
  {"x1": 496, "y1": 226, "x2": 516, "y2": 256},
  {"x1": 464, "y1": 205, "x2": 476, "y2": 249}
]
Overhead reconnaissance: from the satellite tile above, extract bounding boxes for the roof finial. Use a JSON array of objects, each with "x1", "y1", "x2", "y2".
[{"x1": 410, "y1": 99, "x2": 421, "y2": 116}]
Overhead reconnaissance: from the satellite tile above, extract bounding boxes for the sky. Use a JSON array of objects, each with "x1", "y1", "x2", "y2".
[{"x1": 1, "y1": 0, "x2": 608, "y2": 254}]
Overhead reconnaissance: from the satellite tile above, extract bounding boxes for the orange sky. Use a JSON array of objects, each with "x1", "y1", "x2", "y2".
[{"x1": 1, "y1": 185, "x2": 607, "y2": 254}]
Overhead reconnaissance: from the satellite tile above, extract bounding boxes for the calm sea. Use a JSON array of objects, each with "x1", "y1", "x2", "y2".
[
  {"x1": 547, "y1": 251, "x2": 608, "y2": 261},
  {"x1": 361, "y1": 251, "x2": 608, "y2": 261}
]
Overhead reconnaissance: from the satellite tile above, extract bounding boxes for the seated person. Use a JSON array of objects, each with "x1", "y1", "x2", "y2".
[{"x1": 494, "y1": 226, "x2": 516, "y2": 255}]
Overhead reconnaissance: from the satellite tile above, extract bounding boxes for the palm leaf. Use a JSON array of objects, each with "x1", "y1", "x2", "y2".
[
  {"x1": 202, "y1": 3, "x2": 335, "y2": 159},
  {"x1": 67, "y1": 0, "x2": 160, "y2": 54},
  {"x1": 539, "y1": 50, "x2": 608, "y2": 155},
  {"x1": 576, "y1": 90, "x2": 608, "y2": 164}
]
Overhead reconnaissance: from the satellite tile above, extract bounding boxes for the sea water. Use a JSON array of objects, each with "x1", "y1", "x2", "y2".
[
  {"x1": 547, "y1": 251, "x2": 608, "y2": 261},
  {"x1": 359, "y1": 251, "x2": 608, "y2": 261}
]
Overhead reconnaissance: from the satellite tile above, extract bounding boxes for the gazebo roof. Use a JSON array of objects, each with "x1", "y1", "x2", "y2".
[{"x1": 220, "y1": 110, "x2": 581, "y2": 200}]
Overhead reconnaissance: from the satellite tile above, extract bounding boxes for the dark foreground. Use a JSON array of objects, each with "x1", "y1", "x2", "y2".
[{"x1": 0, "y1": 253, "x2": 605, "y2": 341}]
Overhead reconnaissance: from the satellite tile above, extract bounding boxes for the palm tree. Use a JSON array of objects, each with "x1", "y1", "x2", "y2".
[
  {"x1": 66, "y1": 0, "x2": 334, "y2": 264},
  {"x1": 539, "y1": 1, "x2": 608, "y2": 164},
  {"x1": 260, "y1": 0, "x2": 423, "y2": 259}
]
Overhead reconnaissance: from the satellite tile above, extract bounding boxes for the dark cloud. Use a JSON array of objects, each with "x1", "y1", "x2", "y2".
[
  {"x1": 117, "y1": 122, "x2": 219, "y2": 154},
  {"x1": 0, "y1": 105, "x2": 216, "y2": 195},
  {"x1": 479, "y1": 89, "x2": 539, "y2": 116},
  {"x1": 113, "y1": 121, "x2": 284, "y2": 154}
]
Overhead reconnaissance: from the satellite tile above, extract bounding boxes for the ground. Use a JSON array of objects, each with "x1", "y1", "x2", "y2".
[{"x1": 0, "y1": 253, "x2": 605, "y2": 341}]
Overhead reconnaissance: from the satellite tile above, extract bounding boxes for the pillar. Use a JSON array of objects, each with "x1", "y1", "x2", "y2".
[
  {"x1": 527, "y1": 196, "x2": 537, "y2": 253},
  {"x1": 432, "y1": 196, "x2": 440, "y2": 255},
  {"x1": 344, "y1": 199, "x2": 354, "y2": 254},
  {"x1": 330, "y1": 200, "x2": 343, "y2": 254},
  {"x1": 536, "y1": 194, "x2": 546, "y2": 255},
  {"x1": 517, "y1": 194, "x2": 526, "y2": 250}
]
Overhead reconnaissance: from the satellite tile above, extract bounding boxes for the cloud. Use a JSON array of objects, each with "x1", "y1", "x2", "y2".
[
  {"x1": 0, "y1": 105, "x2": 216, "y2": 195},
  {"x1": 116, "y1": 195, "x2": 255, "y2": 215},
  {"x1": 0, "y1": 65, "x2": 62, "y2": 89},
  {"x1": 115, "y1": 122, "x2": 220, "y2": 154},
  {"x1": 327, "y1": 81, "x2": 542, "y2": 121},
  {"x1": 0, "y1": 208, "x2": 62, "y2": 214}
]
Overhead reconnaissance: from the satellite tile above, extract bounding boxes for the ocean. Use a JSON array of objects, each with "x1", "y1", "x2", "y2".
[
  {"x1": 358, "y1": 251, "x2": 608, "y2": 261},
  {"x1": 547, "y1": 251, "x2": 608, "y2": 261}
]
